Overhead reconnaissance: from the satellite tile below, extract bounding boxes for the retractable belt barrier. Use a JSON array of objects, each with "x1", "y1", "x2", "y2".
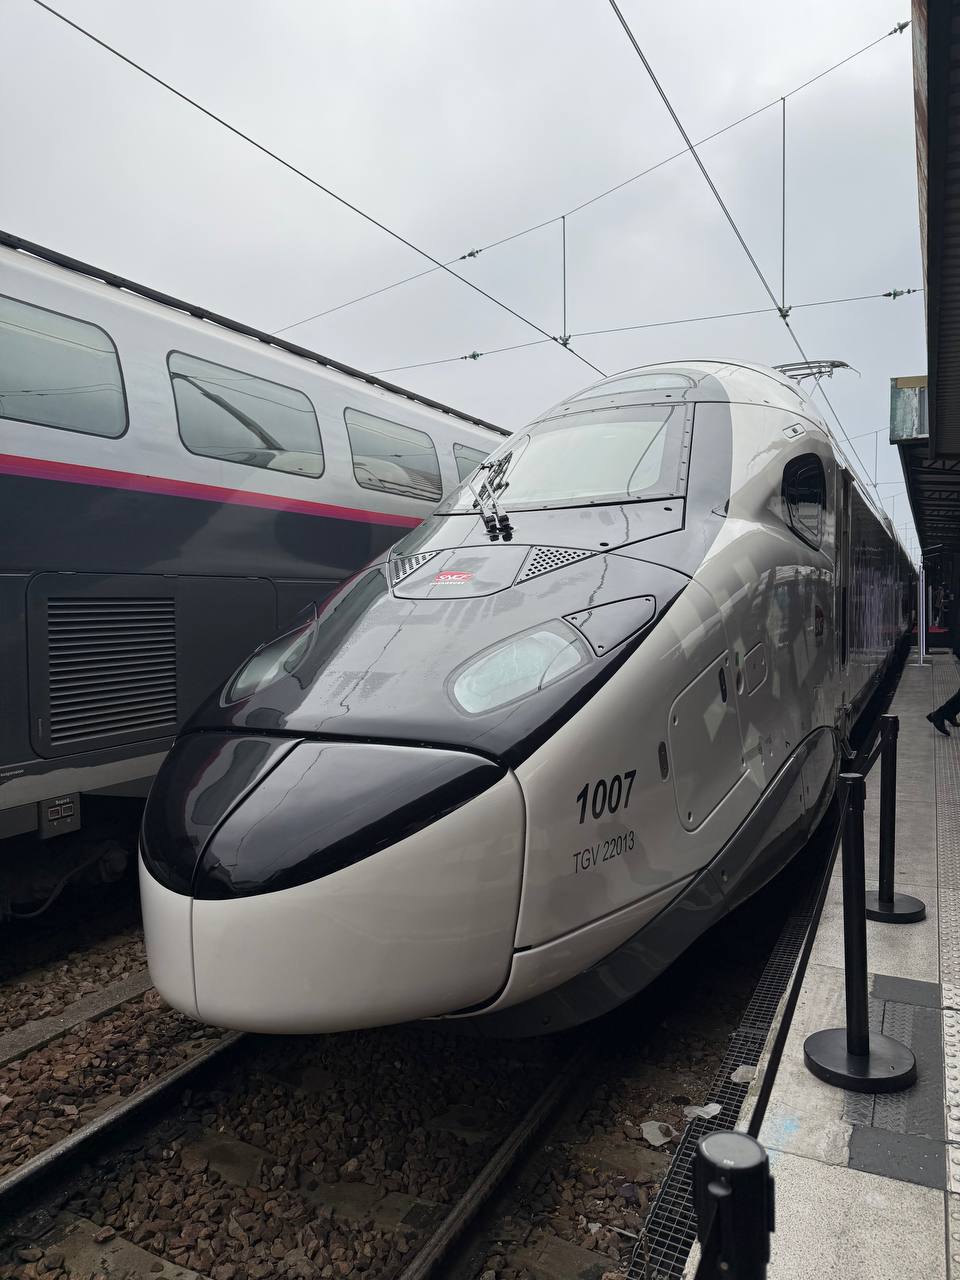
[
  {"x1": 673, "y1": 711, "x2": 919, "y2": 1278},
  {"x1": 803, "y1": 771, "x2": 917, "y2": 1092},
  {"x1": 864, "y1": 715, "x2": 926, "y2": 923},
  {"x1": 693, "y1": 1131, "x2": 774, "y2": 1280}
]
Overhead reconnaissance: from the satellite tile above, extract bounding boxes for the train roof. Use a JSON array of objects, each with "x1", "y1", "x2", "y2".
[
  {"x1": 556, "y1": 360, "x2": 818, "y2": 416},
  {"x1": 0, "y1": 228, "x2": 509, "y2": 438},
  {"x1": 540, "y1": 358, "x2": 910, "y2": 554}
]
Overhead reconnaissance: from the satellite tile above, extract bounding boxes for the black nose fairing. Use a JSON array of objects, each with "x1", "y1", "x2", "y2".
[
  {"x1": 141, "y1": 732, "x2": 504, "y2": 899},
  {"x1": 180, "y1": 398, "x2": 734, "y2": 766}
]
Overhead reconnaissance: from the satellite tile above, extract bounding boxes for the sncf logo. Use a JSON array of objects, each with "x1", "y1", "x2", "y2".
[{"x1": 433, "y1": 571, "x2": 473, "y2": 585}]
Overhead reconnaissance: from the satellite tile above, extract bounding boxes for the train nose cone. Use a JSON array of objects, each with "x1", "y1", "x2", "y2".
[
  {"x1": 140, "y1": 734, "x2": 525, "y2": 1032},
  {"x1": 140, "y1": 732, "x2": 299, "y2": 896},
  {"x1": 140, "y1": 732, "x2": 299, "y2": 1019}
]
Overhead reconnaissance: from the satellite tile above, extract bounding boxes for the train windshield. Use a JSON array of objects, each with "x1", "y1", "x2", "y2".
[{"x1": 438, "y1": 403, "x2": 690, "y2": 513}]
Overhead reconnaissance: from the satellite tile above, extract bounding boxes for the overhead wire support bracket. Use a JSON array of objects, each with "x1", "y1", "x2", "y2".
[
  {"x1": 775, "y1": 359, "x2": 851, "y2": 382},
  {"x1": 30, "y1": 0, "x2": 605, "y2": 378},
  {"x1": 605, "y1": 0, "x2": 888, "y2": 505},
  {"x1": 271, "y1": 19, "x2": 912, "y2": 335}
]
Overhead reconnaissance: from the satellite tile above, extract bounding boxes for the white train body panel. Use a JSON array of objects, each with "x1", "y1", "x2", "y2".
[
  {"x1": 189, "y1": 773, "x2": 524, "y2": 1033},
  {"x1": 139, "y1": 361, "x2": 913, "y2": 1035}
]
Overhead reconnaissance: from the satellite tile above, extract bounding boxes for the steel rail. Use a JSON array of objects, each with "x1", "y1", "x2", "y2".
[
  {"x1": 0, "y1": 1031, "x2": 244, "y2": 1220},
  {"x1": 397, "y1": 1044, "x2": 595, "y2": 1280}
]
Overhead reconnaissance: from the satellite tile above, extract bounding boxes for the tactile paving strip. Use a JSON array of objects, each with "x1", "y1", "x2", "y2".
[
  {"x1": 946, "y1": 1010, "x2": 960, "y2": 1145},
  {"x1": 935, "y1": 662, "x2": 960, "y2": 1199},
  {"x1": 936, "y1": 663, "x2": 960, "y2": 1009}
]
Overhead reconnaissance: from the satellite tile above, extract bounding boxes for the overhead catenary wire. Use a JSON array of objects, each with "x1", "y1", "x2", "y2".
[
  {"x1": 275, "y1": 18, "x2": 909, "y2": 335},
  {"x1": 781, "y1": 97, "x2": 787, "y2": 311},
  {"x1": 604, "y1": 0, "x2": 893, "y2": 499},
  {"x1": 607, "y1": 0, "x2": 784, "y2": 316},
  {"x1": 29, "y1": 0, "x2": 606, "y2": 379},
  {"x1": 373, "y1": 288, "x2": 919, "y2": 373}
]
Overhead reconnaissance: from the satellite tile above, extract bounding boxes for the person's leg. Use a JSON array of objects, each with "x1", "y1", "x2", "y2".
[
  {"x1": 943, "y1": 685, "x2": 960, "y2": 724},
  {"x1": 928, "y1": 684, "x2": 960, "y2": 733}
]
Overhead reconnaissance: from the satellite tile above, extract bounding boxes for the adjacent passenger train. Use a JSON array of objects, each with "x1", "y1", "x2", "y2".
[
  {"x1": 0, "y1": 231, "x2": 504, "y2": 910},
  {"x1": 141, "y1": 359, "x2": 914, "y2": 1036}
]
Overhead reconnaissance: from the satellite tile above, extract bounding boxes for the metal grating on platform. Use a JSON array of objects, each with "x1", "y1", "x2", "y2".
[
  {"x1": 628, "y1": 845, "x2": 832, "y2": 1280},
  {"x1": 875, "y1": 1002, "x2": 945, "y2": 1141},
  {"x1": 840, "y1": 1000, "x2": 885, "y2": 1128}
]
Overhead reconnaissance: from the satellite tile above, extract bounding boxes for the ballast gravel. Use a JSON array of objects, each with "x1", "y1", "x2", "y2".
[
  {"x1": 0, "y1": 928, "x2": 146, "y2": 1035},
  {"x1": 468, "y1": 868, "x2": 795, "y2": 1280},
  {"x1": 0, "y1": 990, "x2": 223, "y2": 1179},
  {"x1": 1, "y1": 1026, "x2": 568, "y2": 1280}
]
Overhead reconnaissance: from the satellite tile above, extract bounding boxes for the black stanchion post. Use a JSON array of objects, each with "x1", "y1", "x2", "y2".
[
  {"x1": 693, "y1": 1132, "x2": 774, "y2": 1280},
  {"x1": 864, "y1": 715, "x2": 926, "y2": 923},
  {"x1": 804, "y1": 773, "x2": 917, "y2": 1092},
  {"x1": 841, "y1": 774, "x2": 870, "y2": 1058}
]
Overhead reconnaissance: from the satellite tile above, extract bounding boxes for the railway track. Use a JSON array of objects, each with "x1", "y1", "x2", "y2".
[
  {"x1": 0, "y1": 674, "x2": 900, "y2": 1280},
  {"x1": 0, "y1": 863, "x2": 795, "y2": 1280}
]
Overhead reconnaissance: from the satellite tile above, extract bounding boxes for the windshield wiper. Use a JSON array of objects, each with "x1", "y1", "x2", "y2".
[{"x1": 470, "y1": 459, "x2": 513, "y2": 541}]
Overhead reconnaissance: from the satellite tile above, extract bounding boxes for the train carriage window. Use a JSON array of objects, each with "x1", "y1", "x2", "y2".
[
  {"x1": 0, "y1": 294, "x2": 126, "y2": 437},
  {"x1": 345, "y1": 408, "x2": 442, "y2": 502},
  {"x1": 453, "y1": 442, "x2": 488, "y2": 482},
  {"x1": 169, "y1": 352, "x2": 324, "y2": 477},
  {"x1": 782, "y1": 453, "x2": 825, "y2": 547}
]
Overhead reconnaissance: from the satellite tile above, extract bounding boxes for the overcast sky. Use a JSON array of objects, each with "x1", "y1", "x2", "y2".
[{"x1": 1, "y1": 0, "x2": 924, "y2": 550}]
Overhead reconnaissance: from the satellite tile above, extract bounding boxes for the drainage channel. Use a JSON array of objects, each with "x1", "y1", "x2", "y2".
[{"x1": 626, "y1": 816, "x2": 838, "y2": 1278}]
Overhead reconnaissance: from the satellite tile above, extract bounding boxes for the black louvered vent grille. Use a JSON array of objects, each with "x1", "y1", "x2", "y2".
[
  {"x1": 47, "y1": 597, "x2": 177, "y2": 745},
  {"x1": 391, "y1": 551, "x2": 438, "y2": 585},
  {"x1": 516, "y1": 546, "x2": 593, "y2": 582}
]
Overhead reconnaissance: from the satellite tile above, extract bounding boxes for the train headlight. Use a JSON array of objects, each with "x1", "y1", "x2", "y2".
[
  {"x1": 225, "y1": 617, "x2": 315, "y2": 704},
  {"x1": 451, "y1": 622, "x2": 588, "y2": 715}
]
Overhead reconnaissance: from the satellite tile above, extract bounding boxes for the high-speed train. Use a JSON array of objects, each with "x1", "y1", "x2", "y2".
[
  {"x1": 0, "y1": 229, "x2": 503, "y2": 913},
  {"x1": 140, "y1": 361, "x2": 914, "y2": 1036}
]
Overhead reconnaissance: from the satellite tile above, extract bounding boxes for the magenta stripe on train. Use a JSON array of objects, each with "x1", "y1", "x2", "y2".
[{"x1": 0, "y1": 453, "x2": 422, "y2": 528}]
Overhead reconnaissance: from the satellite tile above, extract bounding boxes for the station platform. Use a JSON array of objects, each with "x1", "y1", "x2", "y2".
[{"x1": 754, "y1": 655, "x2": 960, "y2": 1279}]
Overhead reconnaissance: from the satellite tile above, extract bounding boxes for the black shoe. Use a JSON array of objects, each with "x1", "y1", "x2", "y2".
[
  {"x1": 949, "y1": 716, "x2": 960, "y2": 728},
  {"x1": 927, "y1": 712, "x2": 951, "y2": 736}
]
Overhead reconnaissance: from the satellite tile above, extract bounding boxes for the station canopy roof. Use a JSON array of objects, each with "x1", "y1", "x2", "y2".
[{"x1": 897, "y1": 0, "x2": 960, "y2": 553}]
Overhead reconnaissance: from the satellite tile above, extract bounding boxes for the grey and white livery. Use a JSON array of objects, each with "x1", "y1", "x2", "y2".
[
  {"x1": 0, "y1": 230, "x2": 503, "y2": 912},
  {"x1": 140, "y1": 361, "x2": 913, "y2": 1036}
]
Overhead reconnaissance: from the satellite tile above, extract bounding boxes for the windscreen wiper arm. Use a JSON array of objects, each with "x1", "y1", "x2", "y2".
[{"x1": 470, "y1": 459, "x2": 513, "y2": 541}]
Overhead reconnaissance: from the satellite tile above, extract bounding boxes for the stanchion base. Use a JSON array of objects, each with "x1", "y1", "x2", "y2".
[
  {"x1": 864, "y1": 890, "x2": 926, "y2": 923},
  {"x1": 803, "y1": 1029, "x2": 916, "y2": 1093}
]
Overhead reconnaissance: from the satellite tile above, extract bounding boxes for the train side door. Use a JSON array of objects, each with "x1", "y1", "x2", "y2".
[{"x1": 835, "y1": 469, "x2": 851, "y2": 715}]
